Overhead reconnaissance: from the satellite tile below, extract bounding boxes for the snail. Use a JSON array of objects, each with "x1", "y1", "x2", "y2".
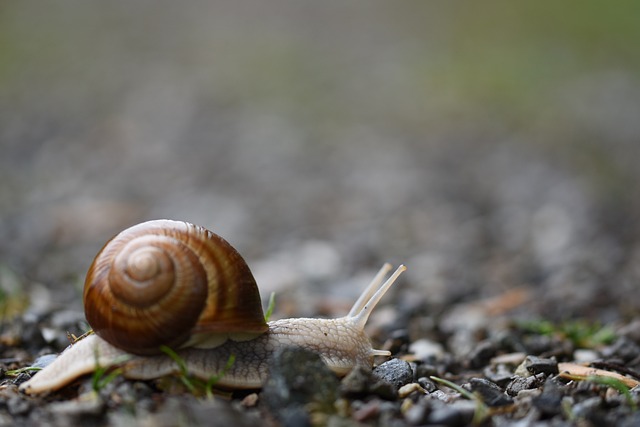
[{"x1": 19, "y1": 220, "x2": 405, "y2": 395}]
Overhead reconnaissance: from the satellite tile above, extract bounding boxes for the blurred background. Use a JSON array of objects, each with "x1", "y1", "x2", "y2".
[{"x1": 1, "y1": 1, "x2": 640, "y2": 326}]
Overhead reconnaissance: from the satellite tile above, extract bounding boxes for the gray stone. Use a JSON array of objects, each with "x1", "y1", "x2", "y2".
[
  {"x1": 262, "y1": 347, "x2": 339, "y2": 425},
  {"x1": 372, "y1": 358, "x2": 413, "y2": 390}
]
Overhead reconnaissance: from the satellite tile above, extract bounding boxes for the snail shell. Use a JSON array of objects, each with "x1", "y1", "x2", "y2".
[{"x1": 83, "y1": 219, "x2": 269, "y2": 356}]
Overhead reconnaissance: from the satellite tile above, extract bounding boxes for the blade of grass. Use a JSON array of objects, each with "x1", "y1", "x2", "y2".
[
  {"x1": 161, "y1": 345, "x2": 236, "y2": 398},
  {"x1": 264, "y1": 292, "x2": 276, "y2": 322},
  {"x1": 562, "y1": 373, "x2": 637, "y2": 411}
]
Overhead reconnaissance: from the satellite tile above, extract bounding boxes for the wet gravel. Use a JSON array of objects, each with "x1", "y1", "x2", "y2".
[
  {"x1": 1, "y1": 291, "x2": 639, "y2": 426},
  {"x1": 2, "y1": 2, "x2": 640, "y2": 426}
]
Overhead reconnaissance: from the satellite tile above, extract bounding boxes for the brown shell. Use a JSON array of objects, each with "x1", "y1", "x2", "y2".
[{"x1": 83, "y1": 220, "x2": 268, "y2": 356}]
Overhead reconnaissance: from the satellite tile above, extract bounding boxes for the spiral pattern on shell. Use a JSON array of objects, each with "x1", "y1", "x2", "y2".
[{"x1": 83, "y1": 220, "x2": 268, "y2": 356}]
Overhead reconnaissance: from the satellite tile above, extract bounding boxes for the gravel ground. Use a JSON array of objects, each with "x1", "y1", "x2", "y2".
[{"x1": 1, "y1": 2, "x2": 640, "y2": 426}]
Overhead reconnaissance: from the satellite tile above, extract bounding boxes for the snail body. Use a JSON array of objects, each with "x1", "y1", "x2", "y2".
[{"x1": 19, "y1": 220, "x2": 405, "y2": 395}]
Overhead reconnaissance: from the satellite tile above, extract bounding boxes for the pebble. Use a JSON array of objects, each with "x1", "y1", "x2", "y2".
[
  {"x1": 372, "y1": 358, "x2": 414, "y2": 390},
  {"x1": 573, "y1": 349, "x2": 599, "y2": 363},
  {"x1": 351, "y1": 399, "x2": 385, "y2": 422},
  {"x1": 483, "y1": 363, "x2": 514, "y2": 387},
  {"x1": 408, "y1": 338, "x2": 445, "y2": 361},
  {"x1": 340, "y1": 365, "x2": 373, "y2": 397},
  {"x1": 149, "y1": 396, "x2": 255, "y2": 427},
  {"x1": 617, "y1": 319, "x2": 640, "y2": 343},
  {"x1": 49, "y1": 391, "x2": 104, "y2": 424},
  {"x1": 7, "y1": 395, "x2": 31, "y2": 416},
  {"x1": 531, "y1": 378, "x2": 565, "y2": 417},
  {"x1": 467, "y1": 378, "x2": 513, "y2": 407},
  {"x1": 417, "y1": 376, "x2": 437, "y2": 393},
  {"x1": 427, "y1": 400, "x2": 476, "y2": 426},
  {"x1": 240, "y1": 393, "x2": 259, "y2": 407},
  {"x1": 385, "y1": 329, "x2": 411, "y2": 355},
  {"x1": 31, "y1": 353, "x2": 58, "y2": 369},
  {"x1": 430, "y1": 389, "x2": 458, "y2": 403},
  {"x1": 11, "y1": 372, "x2": 33, "y2": 387},
  {"x1": 17, "y1": 318, "x2": 47, "y2": 353},
  {"x1": 505, "y1": 374, "x2": 545, "y2": 397},
  {"x1": 467, "y1": 340, "x2": 497, "y2": 369},
  {"x1": 601, "y1": 337, "x2": 640, "y2": 362},
  {"x1": 262, "y1": 347, "x2": 339, "y2": 425},
  {"x1": 368, "y1": 379, "x2": 398, "y2": 401},
  {"x1": 403, "y1": 399, "x2": 430, "y2": 425},
  {"x1": 516, "y1": 355, "x2": 559, "y2": 376},
  {"x1": 414, "y1": 363, "x2": 439, "y2": 379},
  {"x1": 340, "y1": 365, "x2": 395, "y2": 400},
  {"x1": 620, "y1": 412, "x2": 640, "y2": 427},
  {"x1": 109, "y1": 380, "x2": 154, "y2": 411}
]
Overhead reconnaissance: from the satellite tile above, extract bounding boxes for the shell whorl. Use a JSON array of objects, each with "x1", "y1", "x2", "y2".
[{"x1": 83, "y1": 220, "x2": 268, "y2": 356}]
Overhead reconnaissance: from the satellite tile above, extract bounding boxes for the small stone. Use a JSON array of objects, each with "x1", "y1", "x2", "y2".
[
  {"x1": 532, "y1": 378, "x2": 564, "y2": 417},
  {"x1": 505, "y1": 374, "x2": 545, "y2": 397},
  {"x1": 414, "y1": 363, "x2": 439, "y2": 379},
  {"x1": 601, "y1": 337, "x2": 640, "y2": 362},
  {"x1": 31, "y1": 353, "x2": 58, "y2": 369},
  {"x1": 278, "y1": 408, "x2": 311, "y2": 427},
  {"x1": 352, "y1": 399, "x2": 383, "y2": 422},
  {"x1": 484, "y1": 363, "x2": 515, "y2": 387},
  {"x1": 373, "y1": 358, "x2": 414, "y2": 390},
  {"x1": 340, "y1": 365, "x2": 396, "y2": 400},
  {"x1": 520, "y1": 387, "x2": 543, "y2": 398},
  {"x1": 621, "y1": 413, "x2": 640, "y2": 427},
  {"x1": 50, "y1": 309, "x2": 86, "y2": 329},
  {"x1": 148, "y1": 396, "x2": 255, "y2": 427},
  {"x1": 520, "y1": 355, "x2": 559, "y2": 376},
  {"x1": 430, "y1": 389, "x2": 458, "y2": 403},
  {"x1": 427, "y1": 400, "x2": 475, "y2": 426},
  {"x1": 49, "y1": 391, "x2": 104, "y2": 418},
  {"x1": 7, "y1": 395, "x2": 31, "y2": 416},
  {"x1": 409, "y1": 338, "x2": 444, "y2": 361},
  {"x1": 240, "y1": 393, "x2": 259, "y2": 407},
  {"x1": 385, "y1": 329, "x2": 411, "y2": 355},
  {"x1": 368, "y1": 380, "x2": 398, "y2": 401},
  {"x1": 12, "y1": 372, "x2": 32, "y2": 387},
  {"x1": 373, "y1": 401, "x2": 402, "y2": 426},
  {"x1": 404, "y1": 400, "x2": 430, "y2": 425},
  {"x1": 417, "y1": 377, "x2": 437, "y2": 393},
  {"x1": 467, "y1": 340, "x2": 497, "y2": 369},
  {"x1": 262, "y1": 347, "x2": 339, "y2": 424},
  {"x1": 18, "y1": 319, "x2": 47, "y2": 352},
  {"x1": 618, "y1": 319, "x2": 640, "y2": 344},
  {"x1": 573, "y1": 349, "x2": 599, "y2": 363},
  {"x1": 468, "y1": 378, "x2": 513, "y2": 407},
  {"x1": 340, "y1": 365, "x2": 373, "y2": 397}
]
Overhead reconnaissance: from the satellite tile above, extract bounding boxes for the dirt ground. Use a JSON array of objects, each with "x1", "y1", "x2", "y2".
[{"x1": 1, "y1": 2, "x2": 640, "y2": 426}]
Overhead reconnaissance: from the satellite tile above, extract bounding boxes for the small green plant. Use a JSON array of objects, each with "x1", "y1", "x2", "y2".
[
  {"x1": 160, "y1": 345, "x2": 236, "y2": 399},
  {"x1": 562, "y1": 373, "x2": 638, "y2": 412},
  {"x1": 5, "y1": 366, "x2": 42, "y2": 376},
  {"x1": 517, "y1": 319, "x2": 616, "y2": 348},
  {"x1": 589, "y1": 375, "x2": 638, "y2": 412},
  {"x1": 264, "y1": 292, "x2": 276, "y2": 322},
  {"x1": 91, "y1": 346, "x2": 128, "y2": 393},
  {"x1": 92, "y1": 364, "x2": 123, "y2": 393}
]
